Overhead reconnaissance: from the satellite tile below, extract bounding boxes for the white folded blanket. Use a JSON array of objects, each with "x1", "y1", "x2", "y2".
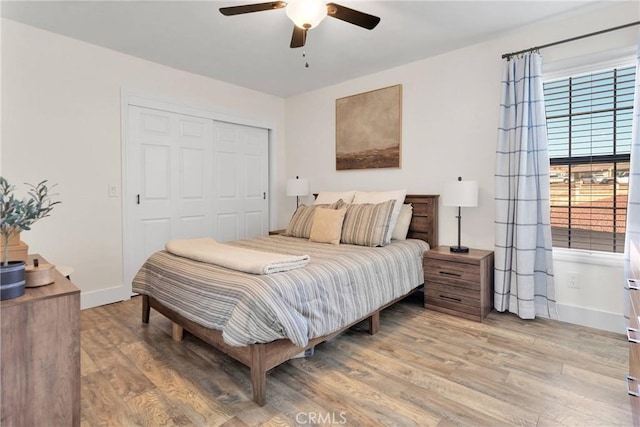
[{"x1": 164, "y1": 238, "x2": 310, "y2": 275}]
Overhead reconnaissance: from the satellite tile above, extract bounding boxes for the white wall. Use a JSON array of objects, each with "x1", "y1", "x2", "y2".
[
  {"x1": 1, "y1": 19, "x2": 287, "y2": 308},
  {"x1": 283, "y1": 2, "x2": 640, "y2": 333}
]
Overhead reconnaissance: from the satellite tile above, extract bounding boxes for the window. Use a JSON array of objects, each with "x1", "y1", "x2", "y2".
[{"x1": 544, "y1": 65, "x2": 635, "y2": 253}]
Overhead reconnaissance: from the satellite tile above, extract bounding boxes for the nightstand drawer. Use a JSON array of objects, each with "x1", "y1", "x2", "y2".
[
  {"x1": 426, "y1": 281, "x2": 481, "y2": 301},
  {"x1": 631, "y1": 288, "x2": 640, "y2": 331},
  {"x1": 631, "y1": 281, "x2": 640, "y2": 318},
  {"x1": 425, "y1": 285, "x2": 481, "y2": 316},
  {"x1": 631, "y1": 341, "x2": 640, "y2": 379},
  {"x1": 423, "y1": 258, "x2": 480, "y2": 289}
]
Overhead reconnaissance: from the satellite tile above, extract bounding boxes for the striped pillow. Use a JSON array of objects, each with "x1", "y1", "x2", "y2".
[
  {"x1": 340, "y1": 199, "x2": 396, "y2": 247},
  {"x1": 284, "y1": 200, "x2": 344, "y2": 238}
]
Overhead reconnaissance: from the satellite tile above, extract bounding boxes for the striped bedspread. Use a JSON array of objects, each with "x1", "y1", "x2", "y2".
[{"x1": 132, "y1": 235, "x2": 429, "y2": 347}]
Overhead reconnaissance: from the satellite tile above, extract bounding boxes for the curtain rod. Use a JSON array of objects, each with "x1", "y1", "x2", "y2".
[{"x1": 501, "y1": 20, "x2": 640, "y2": 59}]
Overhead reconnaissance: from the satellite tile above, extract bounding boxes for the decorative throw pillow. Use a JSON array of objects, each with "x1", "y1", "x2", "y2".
[
  {"x1": 352, "y1": 189, "x2": 407, "y2": 244},
  {"x1": 284, "y1": 200, "x2": 343, "y2": 239},
  {"x1": 391, "y1": 204, "x2": 413, "y2": 241},
  {"x1": 314, "y1": 191, "x2": 356, "y2": 205},
  {"x1": 309, "y1": 207, "x2": 347, "y2": 245},
  {"x1": 340, "y1": 199, "x2": 396, "y2": 247}
]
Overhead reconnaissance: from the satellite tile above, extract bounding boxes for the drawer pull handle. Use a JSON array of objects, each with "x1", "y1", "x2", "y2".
[
  {"x1": 438, "y1": 271, "x2": 462, "y2": 277},
  {"x1": 439, "y1": 295, "x2": 462, "y2": 303},
  {"x1": 630, "y1": 279, "x2": 640, "y2": 291},
  {"x1": 627, "y1": 327, "x2": 640, "y2": 344},
  {"x1": 627, "y1": 376, "x2": 640, "y2": 397}
]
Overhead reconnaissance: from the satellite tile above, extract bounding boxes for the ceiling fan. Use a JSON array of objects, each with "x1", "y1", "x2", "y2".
[{"x1": 219, "y1": 0, "x2": 381, "y2": 48}]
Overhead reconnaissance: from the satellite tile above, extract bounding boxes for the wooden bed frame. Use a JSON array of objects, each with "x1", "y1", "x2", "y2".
[{"x1": 141, "y1": 194, "x2": 439, "y2": 406}]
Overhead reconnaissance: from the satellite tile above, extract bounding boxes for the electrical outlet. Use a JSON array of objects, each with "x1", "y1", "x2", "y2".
[{"x1": 567, "y1": 272, "x2": 580, "y2": 289}]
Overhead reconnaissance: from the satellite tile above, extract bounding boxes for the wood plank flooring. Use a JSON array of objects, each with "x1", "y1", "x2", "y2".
[{"x1": 80, "y1": 294, "x2": 635, "y2": 426}]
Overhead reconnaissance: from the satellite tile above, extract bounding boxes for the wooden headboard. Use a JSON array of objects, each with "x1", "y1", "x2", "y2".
[
  {"x1": 311, "y1": 193, "x2": 439, "y2": 248},
  {"x1": 405, "y1": 194, "x2": 439, "y2": 248}
]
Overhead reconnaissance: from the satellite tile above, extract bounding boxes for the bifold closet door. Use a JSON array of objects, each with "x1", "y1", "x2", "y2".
[
  {"x1": 126, "y1": 106, "x2": 215, "y2": 286},
  {"x1": 125, "y1": 106, "x2": 269, "y2": 291}
]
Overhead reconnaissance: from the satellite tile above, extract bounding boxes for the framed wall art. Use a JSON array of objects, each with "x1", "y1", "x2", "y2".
[{"x1": 335, "y1": 84, "x2": 402, "y2": 171}]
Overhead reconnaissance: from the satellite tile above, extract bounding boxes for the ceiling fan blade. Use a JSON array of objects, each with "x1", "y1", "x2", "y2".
[
  {"x1": 326, "y1": 3, "x2": 380, "y2": 30},
  {"x1": 290, "y1": 25, "x2": 307, "y2": 48},
  {"x1": 219, "y1": 1, "x2": 286, "y2": 16}
]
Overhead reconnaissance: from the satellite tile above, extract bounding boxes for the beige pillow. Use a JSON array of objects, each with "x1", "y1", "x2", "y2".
[
  {"x1": 314, "y1": 191, "x2": 356, "y2": 205},
  {"x1": 391, "y1": 204, "x2": 413, "y2": 241},
  {"x1": 284, "y1": 201, "x2": 343, "y2": 238},
  {"x1": 340, "y1": 199, "x2": 396, "y2": 247},
  {"x1": 352, "y1": 189, "x2": 407, "y2": 244},
  {"x1": 309, "y1": 208, "x2": 347, "y2": 245}
]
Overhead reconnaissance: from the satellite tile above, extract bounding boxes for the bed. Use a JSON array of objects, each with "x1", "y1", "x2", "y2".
[{"x1": 134, "y1": 194, "x2": 438, "y2": 406}]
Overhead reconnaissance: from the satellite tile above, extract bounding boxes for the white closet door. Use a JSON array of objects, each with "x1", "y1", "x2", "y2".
[
  {"x1": 124, "y1": 106, "x2": 270, "y2": 294},
  {"x1": 213, "y1": 122, "x2": 269, "y2": 242},
  {"x1": 125, "y1": 106, "x2": 214, "y2": 288}
]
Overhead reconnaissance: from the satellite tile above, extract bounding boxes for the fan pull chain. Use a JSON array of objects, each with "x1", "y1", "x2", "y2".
[{"x1": 303, "y1": 51, "x2": 309, "y2": 68}]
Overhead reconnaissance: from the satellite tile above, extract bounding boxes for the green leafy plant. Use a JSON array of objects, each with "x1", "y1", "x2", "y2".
[{"x1": 0, "y1": 177, "x2": 61, "y2": 266}]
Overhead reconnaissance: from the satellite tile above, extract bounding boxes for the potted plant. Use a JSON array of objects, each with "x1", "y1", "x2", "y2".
[{"x1": 0, "y1": 177, "x2": 60, "y2": 300}]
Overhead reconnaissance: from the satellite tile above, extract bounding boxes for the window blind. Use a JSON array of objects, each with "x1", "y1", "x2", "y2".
[{"x1": 543, "y1": 66, "x2": 635, "y2": 253}]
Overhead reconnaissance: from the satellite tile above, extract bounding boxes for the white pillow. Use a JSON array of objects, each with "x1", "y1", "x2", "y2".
[
  {"x1": 352, "y1": 189, "x2": 407, "y2": 244},
  {"x1": 314, "y1": 191, "x2": 356, "y2": 205},
  {"x1": 391, "y1": 204, "x2": 413, "y2": 241}
]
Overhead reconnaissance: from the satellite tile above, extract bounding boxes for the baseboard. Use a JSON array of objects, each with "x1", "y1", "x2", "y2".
[
  {"x1": 556, "y1": 303, "x2": 625, "y2": 334},
  {"x1": 81, "y1": 285, "x2": 129, "y2": 310}
]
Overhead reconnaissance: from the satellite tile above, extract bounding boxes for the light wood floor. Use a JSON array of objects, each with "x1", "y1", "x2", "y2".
[{"x1": 81, "y1": 294, "x2": 634, "y2": 426}]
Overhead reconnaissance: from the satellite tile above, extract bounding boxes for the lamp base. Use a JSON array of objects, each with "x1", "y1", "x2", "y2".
[{"x1": 450, "y1": 245, "x2": 469, "y2": 253}]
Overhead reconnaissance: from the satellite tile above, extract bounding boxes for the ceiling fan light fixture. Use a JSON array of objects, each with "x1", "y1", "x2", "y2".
[{"x1": 285, "y1": 0, "x2": 327, "y2": 29}]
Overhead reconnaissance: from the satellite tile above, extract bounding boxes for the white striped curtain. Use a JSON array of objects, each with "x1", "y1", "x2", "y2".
[
  {"x1": 494, "y1": 53, "x2": 557, "y2": 319},
  {"x1": 625, "y1": 37, "x2": 640, "y2": 319}
]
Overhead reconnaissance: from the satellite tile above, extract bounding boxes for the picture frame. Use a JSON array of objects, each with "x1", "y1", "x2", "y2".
[{"x1": 335, "y1": 84, "x2": 402, "y2": 171}]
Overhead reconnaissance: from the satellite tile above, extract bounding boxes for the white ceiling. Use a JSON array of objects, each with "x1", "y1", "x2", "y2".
[{"x1": 1, "y1": 1, "x2": 610, "y2": 97}]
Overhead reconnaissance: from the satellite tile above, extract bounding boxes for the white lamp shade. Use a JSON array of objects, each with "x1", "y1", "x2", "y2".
[
  {"x1": 285, "y1": 0, "x2": 327, "y2": 29},
  {"x1": 286, "y1": 178, "x2": 309, "y2": 197},
  {"x1": 442, "y1": 180, "x2": 478, "y2": 207}
]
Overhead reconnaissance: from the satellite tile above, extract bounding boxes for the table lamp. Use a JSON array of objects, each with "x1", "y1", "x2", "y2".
[
  {"x1": 442, "y1": 176, "x2": 478, "y2": 253},
  {"x1": 286, "y1": 176, "x2": 309, "y2": 208}
]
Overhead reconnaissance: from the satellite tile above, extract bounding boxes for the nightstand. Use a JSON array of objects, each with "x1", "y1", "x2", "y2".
[
  {"x1": 423, "y1": 246, "x2": 494, "y2": 322},
  {"x1": 269, "y1": 229, "x2": 286, "y2": 236}
]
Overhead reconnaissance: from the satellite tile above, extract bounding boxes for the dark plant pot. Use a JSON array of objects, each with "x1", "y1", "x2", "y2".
[{"x1": 1, "y1": 261, "x2": 26, "y2": 300}]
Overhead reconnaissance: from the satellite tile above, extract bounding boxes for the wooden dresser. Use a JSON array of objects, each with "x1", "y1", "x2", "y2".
[
  {"x1": 423, "y1": 246, "x2": 494, "y2": 322},
  {"x1": 628, "y1": 278, "x2": 640, "y2": 425},
  {"x1": 1, "y1": 255, "x2": 81, "y2": 427}
]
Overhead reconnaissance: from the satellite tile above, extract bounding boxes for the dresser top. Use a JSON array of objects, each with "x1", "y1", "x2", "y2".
[{"x1": 1, "y1": 254, "x2": 79, "y2": 309}]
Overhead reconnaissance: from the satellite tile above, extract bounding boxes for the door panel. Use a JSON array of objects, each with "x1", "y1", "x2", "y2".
[
  {"x1": 180, "y1": 215, "x2": 205, "y2": 239},
  {"x1": 142, "y1": 218, "x2": 171, "y2": 256},
  {"x1": 217, "y1": 152, "x2": 239, "y2": 198},
  {"x1": 245, "y1": 153, "x2": 263, "y2": 198},
  {"x1": 181, "y1": 119, "x2": 205, "y2": 137},
  {"x1": 141, "y1": 112, "x2": 170, "y2": 133},
  {"x1": 213, "y1": 122, "x2": 269, "y2": 241},
  {"x1": 180, "y1": 148, "x2": 204, "y2": 199},
  {"x1": 142, "y1": 144, "x2": 171, "y2": 199},
  {"x1": 245, "y1": 211, "x2": 265, "y2": 239},
  {"x1": 217, "y1": 213, "x2": 239, "y2": 242}
]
